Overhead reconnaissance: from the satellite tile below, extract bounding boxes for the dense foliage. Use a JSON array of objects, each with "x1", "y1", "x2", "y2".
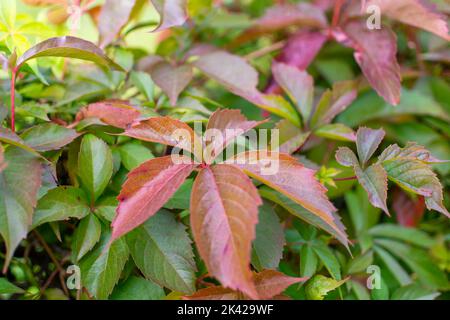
[{"x1": 0, "y1": 0, "x2": 449, "y2": 300}]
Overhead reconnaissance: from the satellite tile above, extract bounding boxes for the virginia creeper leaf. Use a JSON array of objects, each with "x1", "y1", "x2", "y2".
[
  {"x1": 150, "y1": 0, "x2": 188, "y2": 32},
  {"x1": 80, "y1": 232, "x2": 129, "y2": 300},
  {"x1": 112, "y1": 156, "x2": 195, "y2": 241},
  {"x1": 190, "y1": 164, "x2": 262, "y2": 299},
  {"x1": 110, "y1": 276, "x2": 165, "y2": 300},
  {"x1": 150, "y1": 61, "x2": 193, "y2": 106},
  {"x1": 76, "y1": 100, "x2": 141, "y2": 129},
  {"x1": 16, "y1": 36, "x2": 125, "y2": 71},
  {"x1": 126, "y1": 210, "x2": 197, "y2": 294},
  {"x1": 72, "y1": 214, "x2": 102, "y2": 262},
  {"x1": 366, "y1": 0, "x2": 449, "y2": 40},
  {"x1": 78, "y1": 134, "x2": 113, "y2": 202},
  {"x1": 21, "y1": 123, "x2": 80, "y2": 152},
  {"x1": 32, "y1": 186, "x2": 90, "y2": 228},
  {"x1": 342, "y1": 20, "x2": 401, "y2": 105},
  {"x1": 205, "y1": 109, "x2": 266, "y2": 163},
  {"x1": 356, "y1": 127, "x2": 385, "y2": 166},
  {"x1": 393, "y1": 189, "x2": 425, "y2": 227},
  {"x1": 315, "y1": 123, "x2": 356, "y2": 142},
  {"x1": 354, "y1": 164, "x2": 390, "y2": 215},
  {"x1": 0, "y1": 147, "x2": 42, "y2": 272},
  {"x1": 98, "y1": 0, "x2": 137, "y2": 48}
]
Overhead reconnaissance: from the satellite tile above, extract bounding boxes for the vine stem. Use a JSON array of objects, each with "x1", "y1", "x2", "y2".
[
  {"x1": 331, "y1": 0, "x2": 345, "y2": 28},
  {"x1": 10, "y1": 68, "x2": 18, "y2": 133}
]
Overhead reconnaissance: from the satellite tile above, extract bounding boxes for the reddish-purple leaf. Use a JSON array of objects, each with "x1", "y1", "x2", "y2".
[
  {"x1": 150, "y1": 0, "x2": 188, "y2": 32},
  {"x1": 356, "y1": 127, "x2": 385, "y2": 166},
  {"x1": 76, "y1": 100, "x2": 141, "y2": 129},
  {"x1": 204, "y1": 109, "x2": 267, "y2": 164},
  {"x1": 190, "y1": 165, "x2": 262, "y2": 299},
  {"x1": 366, "y1": 0, "x2": 449, "y2": 40},
  {"x1": 276, "y1": 31, "x2": 328, "y2": 70},
  {"x1": 193, "y1": 50, "x2": 262, "y2": 103},
  {"x1": 254, "y1": 270, "x2": 307, "y2": 300},
  {"x1": 98, "y1": 0, "x2": 137, "y2": 48},
  {"x1": 123, "y1": 116, "x2": 200, "y2": 158},
  {"x1": 185, "y1": 270, "x2": 307, "y2": 300},
  {"x1": 112, "y1": 156, "x2": 195, "y2": 242},
  {"x1": 342, "y1": 20, "x2": 401, "y2": 105},
  {"x1": 254, "y1": 3, "x2": 327, "y2": 32},
  {"x1": 335, "y1": 147, "x2": 359, "y2": 167},
  {"x1": 393, "y1": 188, "x2": 425, "y2": 227},
  {"x1": 150, "y1": 61, "x2": 193, "y2": 106},
  {"x1": 272, "y1": 62, "x2": 314, "y2": 123},
  {"x1": 229, "y1": 151, "x2": 347, "y2": 245}
]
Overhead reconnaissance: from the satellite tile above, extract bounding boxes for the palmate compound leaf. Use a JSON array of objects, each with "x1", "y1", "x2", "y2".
[
  {"x1": 377, "y1": 145, "x2": 449, "y2": 217},
  {"x1": 185, "y1": 270, "x2": 307, "y2": 300},
  {"x1": 366, "y1": 0, "x2": 450, "y2": 40},
  {"x1": 126, "y1": 210, "x2": 197, "y2": 294},
  {"x1": 226, "y1": 151, "x2": 349, "y2": 247},
  {"x1": 0, "y1": 147, "x2": 42, "y2": 272},
  {"x1": 15, "y1": 36, "x2": 125, "y2": 71},
  {"x1": 112, "y1": 156, "x2": 196, "y2": 242},
  {"x1": 190, "y1": 164, "x2": 262, "y2": 299},
  {"x1": 336, "y1": 146, "x2": 390, "y2": 215},
  {"x1": 342, "y1": 20, "x2": 401, "y2": 105},
  {"x1": 204, "y1": 109, "x2": 267, "y2": 164},
  {"x1": 123, "y1": 116, "x2": 201, "y2": 159}
]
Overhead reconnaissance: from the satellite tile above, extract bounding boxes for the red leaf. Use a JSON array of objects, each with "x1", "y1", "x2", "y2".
[
  {"x1": 98, "y1": 0, "x2": 136, "y2": 48},
  {"x1": 76, "y1": 100, "x2": 141, "y2": 129},
  {"x1": 150, "y1": 0, "x2": 188, "y2": 32},
  {"x1": 254, "y1": 270, "x2": 307, "y2": 300},
  {"x1": 393, "y1": 188, "x2": 425, "y2": 227},
  {"x1": 204, "y1": 109, "x2": 267, "y2": 164},
  {"x1": 190, "y1": 165, "x2": 262, "y2": 299},
  {"x1": 228, "y1": 151, "x2": 348, "y2": 246},
  {"x1": 366, "y1": 0, "x2": 449, "y2": 40},
  {"x1": 150, "y1": 61, "x2": 193, "y2": 105},
  {"x1": 342, "y1": 20, "x2": 401, "y2": 105},
  {"x1": 254, "y1": 3, "x2": 327, "y2": 32},
  {"x1": 112, "y1": 156, "x2": 195, "y2": 241},
  {"x1": 124, "y1": 116, "x2": 200, "y2": 158},
  {"x1": 184, "y1": 270, "x2": 307, "y2": 300}
]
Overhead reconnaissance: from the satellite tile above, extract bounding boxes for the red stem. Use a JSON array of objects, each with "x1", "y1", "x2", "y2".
[
  {"x1": 10, "y1": 68, "x2": 17, "y2": 133},
  {"x1": 331, "y1": 0, "x2": 345, "y2": 28},
  {"x1": 334, "y1": 176, "x2": 357, "y2": 182}
]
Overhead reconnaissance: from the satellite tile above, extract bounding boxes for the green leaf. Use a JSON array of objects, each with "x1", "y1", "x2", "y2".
[
  {"x1": 371, "y1": 276, "x2": 389, "y2": 300},
  {"x1": 312, "y1": 240, "x2": 341, "y2": 280},
  {"x1": 118, "y1": 141, "x2": 154, "y2": 171},
  {"x1": 0, "y1": 128, "x2": 43, "y2": 158},
  {"x1": 0, "y1": 147, "x2": 42, "y2": 271},
  {"x1": 260, "y1": 186, "x2": 348, "y2": 248},
  {"x1": 314, "y1": 123, "x2": 356, "y2": 142},
  {"x1": 300, "y1": 245, "x2": 318, "y2": 278},
  {"x1": 374, "y1": 245, "x2": 411, "y2": 286},
  {"x1": 354, "y1": 164, "x2": 389, "y2": 215},
  {"x1": 21, "y1": 123, "x2": 80, "y2": 152},
  {"x1": 356, "y1": 127, "x2": 385, "y2": 166},
  {"x1": 130, "y1": 71, "x2": 155, "y2": 101},
  {"x1": 305, "y1": 275, "x2": 347, "y2": 300},
  {"x1": 376, "y1": 239, "x2": 448, "y2": 289},
  {"x1": 163, "y1": 179, "x2": 193, "y2": 210},
  {"x1": 0, "y1": 0, "x2": 15, "y2": 29},
  {"x1": 72, "y1": 214, "x2": 102, "y2": 262},
  {"x1": 126, "y1": 210, "x2": 197, "y2": 294},
  {"x1": 110, "y1": 276, "x2": 165, "y2": 300},
  {"x1": 16, "y1": 36, "x2": 125, "y2": 71},
  {"x1": 80, "y1": 232, "x2": 129, "y2": 300},
  {"x1": 78, "y1": 134, "x2": 114, "y2": 202},
  {"x1": 346, "y1": 250, "x2": 373, "y2": 274},
  {"x1": 0, "y1": 278, "x2": 24, "y2": 294},
  {"x1": 369, "y1": 224, "x2": 435, "y2": 248},
  {"x1": 32, "y1": 187, "x2": 90, "y2": 228},
  {"x1": 391, "y1": 284, "x2": 440, "y2": 300},
  {"x1": 251, "y1": 202, "x2": 285, "y2": 271},
  {"x1": 350, "y1": 280, "x2": 370, "y2": 300},
  {"x1": 95, "y1": 197, "x2": 118, "y2": 222}
]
